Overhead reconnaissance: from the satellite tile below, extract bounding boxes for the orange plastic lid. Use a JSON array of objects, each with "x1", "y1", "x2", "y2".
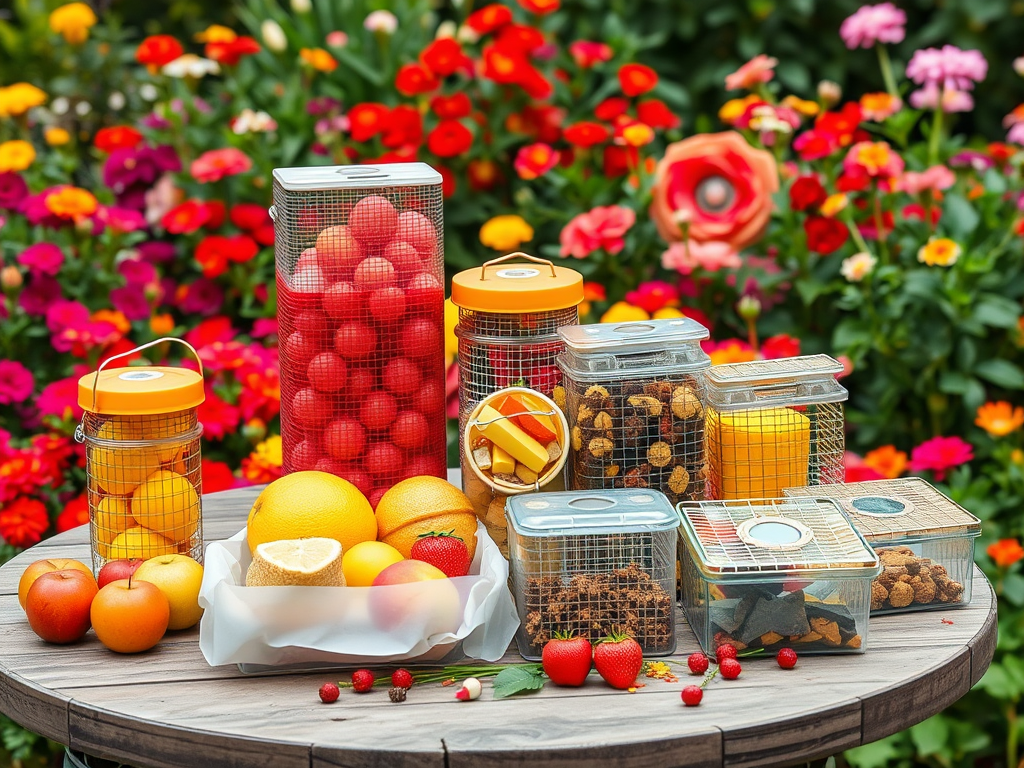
[
  {"x1": 451, "y1": 252, "x2": 584, "y2": 313},
  {"x1": 78, "y1": 366, "x2": 205, "y2": 416}
]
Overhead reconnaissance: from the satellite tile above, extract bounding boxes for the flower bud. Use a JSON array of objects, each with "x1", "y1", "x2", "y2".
[
  {"x1": 436, "y1": 20, "x2": 457, "y2": 39},
  {"x1": 737, "y1": 295, "x2": 761, "y2": 321},
  {"x1": 326, "y1": 30, "x2": 348, "y2": 48},
  {"x1": 817, "y1": 80, "x2": 841, "y2": 108},
  {"x1": 1, "y1": 266, "x2": 23, "y2": 291},
  {"x1": 242, "y1": 418, "x2": 267, "y2": 443},
  {"x1": 456, "y1": 24, "x2": 480, "y2": 44},
  {"x1": 261, "y1": 19, "x2": 287, "y2": 52},
  {"x1": 364, "y1": 10, "x2": 398, "y2": 34},
  {"x1": 1015, "y1": 57, "x2": 1024, "y2": 78},
  {"x1": 454, "y1": 677, "x2": 481, "y2": 701}
]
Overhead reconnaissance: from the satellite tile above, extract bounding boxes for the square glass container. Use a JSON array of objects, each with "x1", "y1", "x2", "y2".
[
  {"x1": 784, "y1": 478, "x2": 981, "y2": 614},
  {"x1": 556, "y1": 318, "x2": 711, "y2": 505},
  {"x1": 678, "y1": 497, "x2": 880, "y2": 656},
  {"x1": 704, "y1": 355, "x2": 847, "y2": 500},
  {"x1": 506, "y1": 489, "x2": 679, "y2": 660}
]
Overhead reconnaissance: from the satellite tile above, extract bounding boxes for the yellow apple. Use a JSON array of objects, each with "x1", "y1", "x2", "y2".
[{"x1": 133, "y1": 554, "x2": 204, "y2": 630}]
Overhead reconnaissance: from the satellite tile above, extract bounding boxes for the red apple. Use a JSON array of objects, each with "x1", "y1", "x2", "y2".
[
  {"x1": 25, "y1": 570, "x2": 99, "y2": 644},
  {"x1": 18, "y1": 558, "x2": 94, "y2": 609},
  {"x1": 323, "y1": 281, "x2": 364, "y2": 318},
  {"x1": 405, "y1": 272, "x2": 444, "y2": 314},
  {"x1": 383, "y1": 358, "x2": 422, "y2": 397},
  {"x1": 361, "y1": 392, "x2": 398, "y2": 431},
  {"x1": 335, "y1": 322, "x2": 378, "y2": 359},
  {"x1": 316, "y1": 225, "x2": 364, "y2": 270},
  {"x1": 348, "y1": 195, "x2": 398, "y2": 248},
  {"x1": 368, "y1": 286, "x2": 407, "y2": 323},
  {"x1": 97, "y1": 559, "x2": 144, "y2": 590},
  {"x1": 308, "y1": 352, "x2": 348, "y2": 392},
  {"x1": 324, "y1": 419, "x2": 367, "y2": 461},
  {"x1": 370, "y1": 560, "x2": 462, "y2": 634}
]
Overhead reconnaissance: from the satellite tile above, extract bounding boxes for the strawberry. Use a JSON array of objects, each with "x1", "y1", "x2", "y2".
[
  {"x1": 593, "y1": 634, "x2": 643, "y2": 690},
  {"x1": 391, "y1": 668, "x2": 414, "y2": 689},
  {"x1": 351, "y1": 669, "x2": 374, "y2": 692},
  {"x1": 541, "y1": 633, "x2": 592, "y2": 687},
  {"x1": 411, "y1": 531, "x2": 471, "y2": 577}
]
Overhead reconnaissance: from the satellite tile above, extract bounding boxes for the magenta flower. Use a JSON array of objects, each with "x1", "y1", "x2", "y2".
[
  {"x1": 0, "y1": 360, "x2": 34, "y2": 405},
  {"x1": 37, "y1": 373, "x2": 85, "y2": 422},
  {"x1": 949, "y1": 151, "x2": 994, "y2": 172},
  {"x1": 17, "y1": 243, "x2": 64, "y2": 276},
  {"x1": 18, "y1": 274, "x2": 62, "y2": 316},
  {"x1": 661, "y1": 240, "x2": 742, "y2": 274},
  {"x1": 102, "y1": 145, "x2": 180, "y2": 207},
  {"x1": 46, "y1": 300, "x2": 89, "y2": 335},
  {"x1": 839, "y1": 3, "x2": 906, "y2": 49},
  {"x1": 251, "y1": 318, "x2": 279, "y2": 339},
  {"x1": 110, "y1": 285, "x2": 151, "y2": 321},
  {"x1": 178, "y1": 278, "x2": 224, "y2": 316},
  {"x1": 896, "y1": 165, "x2": 955, "y2": 195},
  {"x1": 0, "y1": 172, "x2": 28, "y2": 211},
  {"x1": 118, "y1": 259, "x2": 158, "y2": 285},
  {"x1": 558, "y1": 205, "x2": 636, "y2": 258},
  {"x1": 625, "y1": 281, "x2": 680, "y2": 314},
  {"x1": 908, "y1": 436, "x2": 974, "y2": 481},
  {"x1": 906, "y1": 46, "x2": 987, "y2": 113},
  {"x1": 137, "y1": 241, "x2": 176, "y2": 263},
  {"x1": 98, "y1": 206, "x2": 147, "y2": 233}
]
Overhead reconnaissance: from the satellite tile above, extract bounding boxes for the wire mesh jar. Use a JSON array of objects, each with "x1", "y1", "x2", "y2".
[
  {"x1": 506, "y1": 489, "x2": 679, "y2": 660},
  {"x1": 271, "y1": 163, "x2": 448, "y2": 506},
  {"x1": 678, "y1": 497, "x2": 880, "y2": 656},
  {"x1": 75, "y1": 339, "x2": 205, "y2": 573},
  {"x1": 557, "y1": 318, "x2": 711, "y2": 505},
  {"x1": 704, "y1": 354, "x2": 847, "y2": 500},
  {"x1": 784, "y1": 478, "x2": 980, "y2": 614}
]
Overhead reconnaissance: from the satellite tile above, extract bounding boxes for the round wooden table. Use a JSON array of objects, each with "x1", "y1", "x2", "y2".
[{"x1": 0, "y1": 485, "x2": 997, "y2": 768}]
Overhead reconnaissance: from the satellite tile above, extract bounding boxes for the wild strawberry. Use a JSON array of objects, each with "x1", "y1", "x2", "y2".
[
  {"x1": 777, "y1": 648, "x2": 798, "y2": 670},
  {"x1": 593, "y1": 633, "x2": 643, "y2": 690},
  {"x1": 405, "y1": 272, "x2": 444, "y2": 313},
  {"x1": 715, "y1": 644, "x2": 738, "y2": 664},
  {"x1": 392, "y1": 668, "x2": 414, "y2": 689},
  {"x1": 368, "y1": 286, "x2": 407, "y2": 323},
  {"x1": 719, "y1": 658, "x2": 742, "y2": 680},
  {"x1": 361, "y1": 392, "x2": 398, "y2": 430},
  {"x1": 541, "y1": 633, "x2": 592, "y2": 687},
  {"x1": 335, "y1": 321, "x2": 378, "y2": 359},
  {"x1": 319, "y1": 682, "x2": 340, "y2": 703},
  {"x1": 411, "y1": 531, "x2": 471, "y2": 577},
  {"x1": 351, "y1": 669, "x2": 375, "y2": 692},
  {"x1": 687, "y1": 652, "x2": 709, "y2": 675},
  {"x1": 681, "y1": 685, "x2": 703, "y2": 706}
]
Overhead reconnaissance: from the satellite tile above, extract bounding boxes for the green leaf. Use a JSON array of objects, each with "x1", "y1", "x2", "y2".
[
  {"x1": 1002, "y1": 573, "x2": 1024, "y2": 607},
  {"x1": 973, "y1": 296, "x2": 1021, "y2": 329},
  {"x1": 977, "y1": 663, "x2": 1023, "y2": 700},
  {"x1": 492, "y1": 667, "x2": 545, "y2": 699},
  {"x1": 909, "y1": 715, "x2": 950, "y2": 756},
  {"x1": 942, "y1": 194, "x2": 980, "y2": 240},
  {"x1": 975, "y1": 359, "x2": 1024, "y2": 390},
  {"x1": 845, "y1": 735, "x2": 906, "y2": 768}
]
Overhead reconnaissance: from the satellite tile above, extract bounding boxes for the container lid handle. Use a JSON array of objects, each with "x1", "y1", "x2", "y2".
[
  {"x1": 480, "y1": 252, "x2": 557, "y2": 280},
  {"x1": 88, "y1": 337, "x2": 203, "y2": 413}
]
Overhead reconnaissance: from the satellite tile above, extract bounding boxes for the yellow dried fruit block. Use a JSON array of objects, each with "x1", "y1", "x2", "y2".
[
  {"x1": 491, "y1": 444, "x2": 516, "y2": 475},
  {"x1": 476, "y1": 404, "x2": 549, "y2": 472}
]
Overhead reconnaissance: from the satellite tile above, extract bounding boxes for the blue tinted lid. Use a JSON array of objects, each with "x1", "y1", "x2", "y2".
[{"x1": 506, "y1": 490, "x2": 680, "y2": 537}]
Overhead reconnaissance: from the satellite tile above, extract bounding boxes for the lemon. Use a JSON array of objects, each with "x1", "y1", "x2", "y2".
[
  {"x1": 93, "y1": 496, "x2": 135, "y2": 546},
  {"x1": 342, "y1": 541, "x2": 404, "y2": 587},
  {"x1": 132, "y1": 469, "x2": 200, "y2": 542},
  {"x1": 103, "y1": 526, "x2": 177, "y2": 560},
  {"x1": 89, "y1": 420, "x2": 163, "y2": 496},
  {"x1": 246, "y1": 538, "x2": 346, "y2": 587},
  {"x1": 375, "y1": 476, "x2": 478, "y2": 559}
]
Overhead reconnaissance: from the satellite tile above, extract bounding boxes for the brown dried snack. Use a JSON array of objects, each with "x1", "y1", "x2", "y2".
[
  {"x1": 888, "y1": 581, "x2": 914, "y2": 608},
  {"x1": 845, "y1": 634, "x2": 862, "y2": 649},
  {"x1": 648, "y1": 441, "x2": 672, "y2": 467},
  {"x1": 938, "y1": 580, "x2": 964, "y2": 603},
  {"x1": 794, "y1": 631, "x2": 823, "y2": 643},
  {"x1": 627, "y1": 395, "x2": 662, "y2": 417},
  {"x1": 671, "y1": 385, "x2": 702, "y2": 420},
  {"x1": 910, "y1": 575, "x2": 936, "y2": 604},
  {"x1": 622, "y1": 415, "x2": 644, "y2": 447},
  {"x1": 552, "y1": 385, "x2": 566, "y2": 410},
  {"x1": 587, "y1": 437, "x2": 614, "y2": 458},
  {"x1": 878, "y1": 550, "x2": 917, "y2": 568},
  {"x1": 761, "y1": 631, "x2": 784, "y2": 646},
  {"x1": 644, "y1": 381, "x2": 674, "y2": 402},
  {"x1": 584, "y1": 385, "x2": 610, "y2": 399},
  {"x1": 577, "y1": 404, "x2": 595, "y2": 425},
  {"x1": 594, "y1": 411, "x2": 613, "y2": 430},
  {"x1": 388, "y1": 687, "x2": 408, "y2": 703},
  {"x1": 877, "y1": 565, "x2": 907, "y2": 591},
  {"x1": 516, "y1": 464, "x2": 539, "y2": 485},
  {"x1": 623, "y1": 465, "x2": 651, "y2": 488},
  {"x1": 546, "y1": 441, "x2": 562, "y2": 463},
  {"x1": 571, "y1": 426, "x2": 583, "y2": 451},
  {"x1": 712, "y1": 632, "x2": 747, "y2": 652},
  {"x1": 667, "y1": 465, "x2": 690, "y2": 495},
  {"x1": 871, "y1": 582, "x2": 888, "y2": 611},
  {"x1": 810, "y1": 618, "x2": 842, "y2": 646}
]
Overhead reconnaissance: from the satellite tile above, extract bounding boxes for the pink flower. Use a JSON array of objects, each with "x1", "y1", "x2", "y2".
[
  {"x1": 0, "y1": 360, "x2": 34, "y2": 404},
  {"x1": 839, "y1": 3, "x2": 906, "y2": 49},
  {"x1": 559, "y1": 205, "x2": 636, "y2": 258},
  {"x1": 661, "y1": 240, "x2": 741, "y2": 274},
  {"x1": 897, "y1": 165, "x2": 955, "y2": 195},
  {"x1": 118, "y1": 259, "x2": 157, "y2": 285},
  {"x1": 190, "y1": 148, "x2": 253, "y2": 183},
  {"x1": 906, "y1": 45, "x2": 987, "y2": 92},
  {"x1": 17, "y1": 243, "x2": 64, "y2": 276},
  {"x1": 98, "y1": 206, "x2": 147, "y2": 233},
  {"x1": 110, "y1": 285, "x2": 151, "y2": 320},
  {"x1": 178, "y1": 278, "x2": 224, "y2": 316},
  {"x1": 625, "y1": 281, "x2": 679, "y2": 314},
  {"x1": 198, "y1": 388, "x2": 241, "y2": 441},
  {"x1": 908, "y1": 436, "x2": 974, "y2": 481},
  {"x1": 1009, "y1": 123, "x2": 1024, "y2": 146},
  {"x1": 909, "y1": 83, "x2": 974, "y2": 113},
  {"x1": 18, "y1": 274, "x2": 62, "y2": 316},
  {"x1": 843, "y1": 141, "x2": 904, "y2": 179},
  {"x1": 46, "y1": 300, "x2": 90, "y2": 335},
  {"x1": 37, "y1": 373, "x2": 85, "y2": 422},
  {"x1": 725, "y1": 55, "x2": 777, "y2": 91}
]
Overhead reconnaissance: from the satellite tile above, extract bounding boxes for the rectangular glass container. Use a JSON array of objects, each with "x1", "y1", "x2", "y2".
[
  {"x1": 704, "y1": 355, "x2": 847, "y2": 500},
  {"x1": 678, "y1": 497, "x2": 880, "y2": 656},
  {"x1": 784, "y1": 477, "x2": 980, "y2": 614},
  {"x1": 506, "y1": 489, "x2": 679, "y2": 660},
  {"x1": 556, "y1": 318, "x2": 711, "y2": 505}
]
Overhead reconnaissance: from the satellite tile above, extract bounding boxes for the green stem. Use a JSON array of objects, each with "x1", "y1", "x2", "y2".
[
  {"x1": 876, "y1": 45, "x2": 900, "y2": 100},
  {"x1": 1007, "y1": 702, "x2": 1018, "y2": 768},
  {"x1": 847, "y1": 220, "x2": 871, "y2": 255},
  {"x1": 928, "y1": 108, "x2": 944, "y2": 167},
  {"x1": 873, "y1": 187, "x2": 889, "y2": 264}
]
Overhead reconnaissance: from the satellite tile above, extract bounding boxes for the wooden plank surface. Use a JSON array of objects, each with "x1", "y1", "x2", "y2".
[{"x1": 0, "y1": 486, "x2": 998, "y2": 768}]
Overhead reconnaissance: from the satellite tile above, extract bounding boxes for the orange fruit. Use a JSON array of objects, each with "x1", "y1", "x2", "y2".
[
  {"x1": 103, "y1": 526, "x2": 177, "y2": 561},
  {"x1": 132, "y1": 470, "x2": 200, "y2": 541},
  {"x1": 246, "y1": 470, "x2": 377, "y2": 555},
  {"x1": 91, "y1": 579, "x2": 170, "y2": 653},
  {"x1": 375, "y1": 476, "x2": 478, "y2": 559}
]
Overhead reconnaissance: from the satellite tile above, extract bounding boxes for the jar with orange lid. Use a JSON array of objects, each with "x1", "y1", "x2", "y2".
[{"x1": 75, "y1": 338, "x2": 205, "y2": 573}]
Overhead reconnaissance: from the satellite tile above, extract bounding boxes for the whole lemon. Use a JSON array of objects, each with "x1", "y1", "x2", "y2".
[
  {"x1": 342, "y1": 541, "x2": 404, "y2": 587},
  {"x1": 132, "y1": 469, "x2": 200, "y2": 542}
]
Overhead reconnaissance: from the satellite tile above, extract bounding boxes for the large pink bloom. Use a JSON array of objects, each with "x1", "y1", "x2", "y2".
[
  {"x1": 906, "y1": 46, "x2": 987, "y2": 113},
  {"x1": 897, "y1": 165, "x2": 955, "y2": 195},
  {"x1": 661, "y1": 240, "x2": 741, "y2": 274},
  {"x1": 559, "y1": 205, "x2": 636, "y2": 258},
  {"x1": 17, "y1": 243, "x2": 64, "y2": 276},
  {"x1": 190, "y1": 148, "x2": 252, "y2": 183},
  {"x1": 725, "y1": 55, "x2": 777, "y2": 91},
  {"x1": 908, "y1": 436, "x2": 973, "y2": 481},
  {"x1": 0, "y1": 360, "x2": 34, "y2": 404},
  {"x1": 839, "y1": 3, "x2": 906, "y2": 49},
  {"x1": 909, "y1": 84, "x2": 975, "y2": 113}
]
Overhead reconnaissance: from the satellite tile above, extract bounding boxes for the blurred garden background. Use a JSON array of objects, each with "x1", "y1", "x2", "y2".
[{"x1": 2, "y1": 0, "x2": 1024, "y2": 765}]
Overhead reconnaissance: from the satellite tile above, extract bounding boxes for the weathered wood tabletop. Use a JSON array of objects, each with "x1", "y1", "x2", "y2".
[{"x1": 0, "y1": 483, "x2": 996, "y2": 768}]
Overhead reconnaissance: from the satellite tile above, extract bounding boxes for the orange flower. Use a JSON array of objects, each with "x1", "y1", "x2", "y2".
[
  {"x1": 917, "y1": 237, "x2": 961, "y2": 268},
  {"x1": 150, "y1": 313, "x2": 175, "y2": 335},
  {"x1": 300, "y1": 47, "x2": 338, "y2": 73},
  {"x1": 91, "y1": 309, "x2": 130, "y2": 336},
  {"x1": 863, "y1": 445, "x2": 908, "y2": 479},
  {"x1": 975, "y1": 401, "x2": 1024, "y2": 437},
  {"x1": 514, "y1": 142, "x2": 559, "y2": 180},
  {"x1": 518, "y1": 0, "x2": 560, "y2": 13},
  {"x1": 859, "y1": 92, "x2": 902, "y2": 122},
  {"x1": 618, "y1": 63, "x2": 658, "y2": 97},
  {"x1": 780, "y1": 95, "x2": 819, "y2": 118},
  {"x1": 987, "y1": 539, "x2": 1024, "y2": 568},
  {"x1": 44, "y1": 187, "x2": 98, "y2": 220},
  {"x1": 708, "y1": 340, "x2": 757, "y2": 366}
]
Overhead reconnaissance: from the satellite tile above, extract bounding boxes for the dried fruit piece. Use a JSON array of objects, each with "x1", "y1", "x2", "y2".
[
  {"x1": 627, "y1": 395, "x2": 662, "y2": 417},
  {"x1": 605, "y1": 464, "x2": 620, "y2": 478},
  {"x1": 667, "y1": 465, "x2": 690, "y2": 495},
  {"x1": 571, "y1": 426, "x2": 583, "y2": 451},
  {"x1": 593, "y1": 411, "x2": 613, "y2": 430},
  {"x1": 472, "y1": 446, "x2": 492, "y2": 471},
  {"x1": 648, "y1": 441, "x2": 672, "y2": 467},
  {"x1": 389, "y1": 686, "x2": 408, "y2": 703},
  {"x1": 515, "y1": 463, "x2": 539, "y2": 485},
  {"x1": 671, "y1": 385, "x2": 702, "y2": 419},
  {"x1": 588, "y1": 437, "x2": 614, "y2": 458}
]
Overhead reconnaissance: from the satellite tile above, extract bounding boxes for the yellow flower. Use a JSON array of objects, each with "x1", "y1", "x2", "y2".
[
  {"x1": 44, "y1": 187, "x2": 98, "y2": 220},
  {"x1": 1012, "y1": 449, "x2": 1024, "y2": 465},
  {"x1": 0, "y1": 83, "x2": 47, "y2": 118},
  {"x1": 855, "y1": 142, "x2": 893, "y2": 175},
  {"x1": 300, "y1": 47, "x2": 338, "y2": 73},
  {"x1": 195, "y1": 25, "x2": 237, "y2": 43},
  {"x1": 718, "y1": 94, "x2": 761, "y2": 126},
  {"x1": 975, "y1": 401, "x2": 1024, "y2": 437},
  {"x1": 917, "y1": 237, "x2": 961, "y2": 267},
  {"x1": 600, "y1": 301, "x2": 649, "y2": 324},
  {"x1": 91, "y1": 309, "x2": 130, "y2": 336},
  {"x1": 44, "y1": 127, "x2": 70, "y2": 146},
  {"x1": 49, "y1": 3, "x2": 97, "y2": 45},
  {"x1": 621, "y1": 123, "x2": 654, "y2": 147},
  {"x1": 0, "y1": 140, "x2": 36, "y2": 172},
  {"x1": 479, "y1": 214, "x2": 534, "y2": 251},
  {"x1": 820, "y1": 193, "x2": 848, "y2": 218},
  {"x1": 653, "y1": 307, "x2": 685, "y2": 319},
  {"x1": 444, "y1": 298, "x2": 459, "y2": 368},
  {"x1": 243, "y1": 435, "x2": 284, "y2": 482},
  {"x1": 709, "y1": 340, "x2": 757, "y2": 366},
  {"x1": 781, "y1": 95, "x2": 819, "y2": 118}
]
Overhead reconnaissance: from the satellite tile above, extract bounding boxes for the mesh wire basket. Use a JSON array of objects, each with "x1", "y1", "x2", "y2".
[
  {"x1": 75, "y1": 339, "x2": 205, "y2": 573},
  {"x1": 704, "y1": 355, "x2": 847, "y2": 500},
  {"x1": 271, "y1": 164, "x2": 448, "y2": 505}
]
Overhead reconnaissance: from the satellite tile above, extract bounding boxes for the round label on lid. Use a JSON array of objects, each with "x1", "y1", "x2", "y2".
[
  {"x1": 118, "y1": 370, "x2": 165, "y2": 382},
  {"x1": 736, "y1": 517, "x2": 813, "y2": 550},
  {"x1": 495, "y1": 268, "x2": 540, "y2": 279},
  {"x1": 846, "y1": 495, "x2": 913, "y2": 517}
]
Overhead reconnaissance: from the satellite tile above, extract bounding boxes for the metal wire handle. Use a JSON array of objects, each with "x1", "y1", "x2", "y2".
[
  {"x1": 88, "y1": 337, "x2": 203, "y2": 414},
  {"x1": 480, "y1": 252, "x2": 557, "y2": 280}
]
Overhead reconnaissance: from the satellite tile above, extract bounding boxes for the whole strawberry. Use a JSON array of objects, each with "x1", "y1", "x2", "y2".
[
  {"x1": 681, "y1": 685, "x2": 703, "y2": 707},
  {"x1": 687, "y1": 652, "x2": 709, "y2": 675},
  {"x1": 593, "y1": 633, "x2": 643, "y2": 690},
  {"x1": 542, "y1": 632, "x2": 592, "y2": 687},
  {"x1": 715, "y1": 644, "x2": 738, "y2": 663},
  {"x1": 351, "y1": 669, "x2": 375, "y2": 692},
  {"x1": 777, "y1": 648, "x2": 798, "y2": 670},
  {"x1": 319, "y1": 682, "x2": 340, "y2": 703},
  {"x1": 392, "y1": 668, "x2": 414, "y2": 688},
  {"x1": 411, "y1": 531, "x2": 471, "y2": 577},
  {"x1": 719, "y1": 658, "x2": 742, "y2": 680}
]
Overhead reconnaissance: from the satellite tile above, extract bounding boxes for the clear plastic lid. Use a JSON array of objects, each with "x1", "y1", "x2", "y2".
[
  {"x1": 705, "y1": 354, "x2": 848, "y2": 409},
  {"x1": 557, "y1": 318, "x2": 711, "y2": 377},
  {"x1": 506, "y1": 490, "x2": 680, "y2": 538},
  {"x1": 783, "y1": 477, "x2": 982, "y2": 543},
  {"x1": 679, "y1": 498, "x2": 880, "y2": 579},
  {"x1": 272, "y1": 162, "x2": 441, "y2": 191}
]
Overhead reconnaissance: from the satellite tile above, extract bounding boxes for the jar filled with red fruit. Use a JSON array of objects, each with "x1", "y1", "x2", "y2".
[{"x1": 271, "y1": 164, "x2": 448, "y2": 508}]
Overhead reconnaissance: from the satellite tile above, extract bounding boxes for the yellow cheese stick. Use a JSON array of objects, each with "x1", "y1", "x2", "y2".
[
  {"x1": 476, "y1": 404, "x2": 550, "y2": 472},
  {"x1": 491, "y1": 444, "x2": 516, "y2": 475}
]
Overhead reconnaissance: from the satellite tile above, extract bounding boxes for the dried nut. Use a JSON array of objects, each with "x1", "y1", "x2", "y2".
[
  {"x1": 389, "y1": 687, "x2": 408, "y2": 703},
  {"x1": 870, "y1": 581, "x2": 888, "y2": 610},
  {"x1": 647, "y1": 441, "x2": 672, "y2": 468},
  {"x1": 472, "y1": 446, "x2": 492, "y2": 471},
  {"x1": 587, "y1": 437, "x2": 614, "y2": 458},
  {"x1": 644, "y1": 381, "x2": 673, "y2": 402},
  {"x1": 888, "y1": 581, "x2": 914, "y2": 608},
  {"x1": 584, "y1": 385, "x2": 610, "y2": 398},
  {"x1": 545, "y1": 441, "x2": 562, "y2": 463},
  {"x1": 671, "y1": 386, "x2": 703, "y2": 420},
  {"x1": 571, "y1": 426, "x2": 583, "y2": 451},
  {"x1": 577, "y1": 404, "x2": 595, "y2": 424},
  {"x1": 593, "y1": 411, "x2": 613, "y2": 430},
  {"x1": 623, "y1": 465, "x2": 650, "y2": 488},
  {"x1": 552, "y1": 385, "x2": 566, "y2": 409},
  {"x1": 627, "y1": 395, "x2": 662, "y2": 417},
  {"x1": 910, "y1": 575, "x2": 936, "y2": 604},
  {"x1": 515, "y1": 464, "x2": 539, "y2": 485},
  {"x1": 667, "y1": 465, "x2": 690, "y2": 494},
  {"x1": 605, "y1": 464, "x2": 621, "y2": 478}
]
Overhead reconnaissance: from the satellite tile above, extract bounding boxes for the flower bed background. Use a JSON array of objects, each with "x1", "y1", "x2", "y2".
[{"x1": 2, "y1": 1, "x2": 1024, "y2": 766}]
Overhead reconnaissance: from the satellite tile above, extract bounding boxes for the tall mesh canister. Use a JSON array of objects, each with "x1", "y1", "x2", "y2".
[
  {"x1": 76, "y1": 338, "x2": 205, "y2": 574},
  {"x1": 272, "y1": 164, "x2": 447, "y2": 507}
]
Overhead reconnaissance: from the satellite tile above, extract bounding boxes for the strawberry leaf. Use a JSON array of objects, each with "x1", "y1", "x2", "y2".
[{"x1": 492, "y1": 667, "x2": 545, "y2": 699}]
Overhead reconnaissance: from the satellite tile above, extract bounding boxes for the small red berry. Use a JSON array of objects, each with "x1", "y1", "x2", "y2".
[
  {"x1": 351, "y1": 669, "x2": 375, "y2": 692},
  {"x1": 681, "y1": 685, "x2": 703, "y2": 706},
  {"x1": 392, "y1": 668, "x2": 414, "y2": 688},
  {"x1": 777, "y1": 648, "x2": 798, "y2": 670},
  {"x1": 719, "y1": 658, "x2": 742, "y2": 680},
  {"x1": 687, "y1": 652, "x2": 709, "y2": 675},
  {"x1": 318, "y1": 682, "x2": 340, "y2": 703},
  {"x1": 715, "y1": 644, "x2": 738, "y2": 663}
]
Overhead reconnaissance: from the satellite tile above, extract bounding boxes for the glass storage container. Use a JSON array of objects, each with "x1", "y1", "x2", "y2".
[
  {"x1": 679, "y1": 497, "x2": 880, "y2": 656},
  {"x1": 784, "y1": 478, "x2": 980, "y2": 613},
  {"x1": 506, "y1": 489, "x2": 679, "y2": 660},
  {"x1": 705, "y1": 355, "x2": 847, "y2": 500},
  {"x1": 557, "y1": 318, "x2": 711, "y2": 505}
]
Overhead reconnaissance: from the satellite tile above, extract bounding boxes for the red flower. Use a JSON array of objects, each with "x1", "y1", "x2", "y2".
[
  {"x1": 230, "y1": 203, "x2": 271, "y2": 232},
  {"x1": 184, "y1": 316, "x2": 236, "y2": 348},
  {"x1": 395, "y1": 63, "x2": 439, "y2": 96},
  {"x1": 836, "y1": 173, "x2": 871, "y2": 193},
  {"x1": 420, "y1": 38, "x2": 470, "y2": 77},
  {"x1": 804, "y1": 216, "x2": 848, "y2": 254},
  {"x1": 94, "y1": 126, "x2": 143, "y2": 153},
  {"x1": 481, "y1": 43, "x2": 529, "y2": 85},
  {"x1": 430, "y1": 93, "x2": 472, "y2": 119},
  {"x1": 789, "y1": 176, "x2": 827, "y2": 211},
  {"x1": 517, "y1": 0, "x2": 560, "y2": 13},
  {"x1": 515, "y1": 143, "x2": 560, "y2": 180},
  {"x1": 569, "y1": 41, "x2": 612, "y2": 68},
  {"x1": 595, "y1": 97, "x2": 630, "y2": 122},
  {"x1": 793, "y1": 130, "x2": 838, "y2": 161},
  {"x1": 908, "y1": 436, "x2": 974, "y2": 481},
  {"x1": 637, "y1": 99, "x2": 680, "y2": 130},
  {"x1": 162, "y1": 200, "x2": 211, "y2": 234},
  {"x1": 0, "y1": 497, "x2": 49, "y2": 548},
  {"x1": 199, "y1": 389, "x2": 241, "y2": 441},
  {"x1": 438, "y1": 165, "x2": 456, "y2": 197},
  {"x1": 903, "y1": 203, "x2": 941, "y2": 227},
  {"x1": 56, "y1": 493, "x2": 89, "y2": 533},
  {"x1": 603, "y1": 145, "x2": 638, "y2": 178},
  {"x1": 427, "y1": 119, "x2": 472, "y2": 157},
  {"x1": 202, "y1": 459, "x2": 236, "y2": 494},
  {"x1": 195, "y1": 234, "x2": 260, "y2": 278},
  {"x1": 496, "y1": 24, "x2": 546, "y2": 53},
  {"x1": 205, "y1": 36, "x2": 261, "y2": 66},
  {"x1": 191, "y1": 148, "x2": 252, "y2": 184},
  {"x1": 382, "y1": 105, "x2": 423, "y2": 149},
  {"x1": 760, "y1": 333, "x2": 801, "y2": 359},
  {"x1": 465, "y1": 4, "x2": 513, "y2": 34},
  {"x1": 136, "y1": 35, "x2": 183, "y2": 68},
  {"x1": 619, "y1": 63, "x2": 658, "y2": 97},
  {"x1": 468, "y1": 159, "x2": 502, "y2": 191},
  {"x1": 348, "y1": 103, "x2": 390, "y2": 142},
  {"x1": 205, "y1": 200, "x2": 226, "y2": 230},
  {"x1": 988, "y1": 142, "x2": 1016, "y2": 164},
  {"x1": 846, "y1": 464, "x2": 886, "y2": 482},
  {"x1": 815, "y1": 103, "x2": 863, "y2": 148},
  {"x1": 563, "y1": 121, "x2": 611, "y2": 148}
]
